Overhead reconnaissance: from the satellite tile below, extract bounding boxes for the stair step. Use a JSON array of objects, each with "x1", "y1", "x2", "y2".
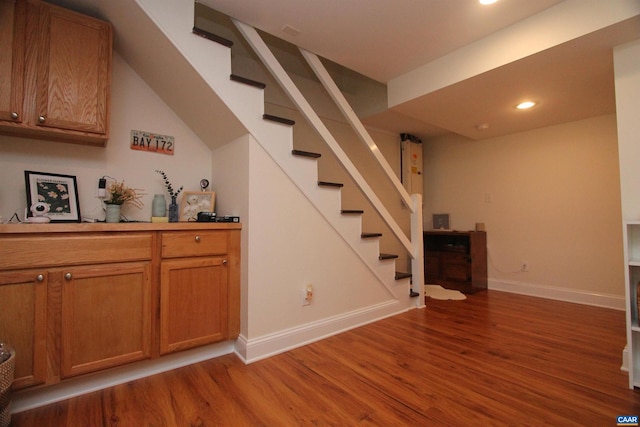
[
  {"x1": 230, "y1": 74, "x2": 266, "y2": 89},
  {"x1": 318, "y1": 181, "x2": 344, "y2": 188},
  {"x1": 379, "y1": 253, "x2": 399, "y2": 260},
  {"x1": 192, "y1": 26, "x2": 233, "y2": 48},
  {"x1": 395, "y1": 272, "x2": 412, "y2": 280},
  {"x1": 361, "y1": 232, "x2": 382, "y2": 238},
  {"x1": 263, "y1": 114, "x2": 295, "y2": 126},
  {"x1": 292, "y1": 149, "x2": 321, "y2": 159},
  {"x1": 341, "y1": 209, "x2": 364, "y2": 215}
]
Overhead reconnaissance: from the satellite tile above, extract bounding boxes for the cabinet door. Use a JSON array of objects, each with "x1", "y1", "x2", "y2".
[
  {"x1": 160, "y1": 257, "x2": 228, "y2": 354},
  {"x1": 60, "y1": 262, "x2": 151, "y2": 378},
  {"x1": 0, "y1": 269, "x2": 47, "y2": 389},
  {"x1": 0, "y1": 0, "x2": 25, "y2": 124},
  {"x1": 34, "y1": 1, "x2": 111, "y2": 135}
]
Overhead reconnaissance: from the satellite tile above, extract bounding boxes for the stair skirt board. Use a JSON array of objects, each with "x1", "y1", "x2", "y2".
[{"x1": 235, "y1": 299, "x2": 409, "y2": 363}]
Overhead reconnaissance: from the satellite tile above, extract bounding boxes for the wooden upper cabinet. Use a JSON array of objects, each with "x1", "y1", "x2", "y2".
[
  {"x1": 0, "y1": 0, "x2": 112, "y2": 146},
  {"x1": 33, "y1": 1, "x2": 111, "y2": 136},
  {"x1": 0, "y1": 0, "x2": 26, "y2": 124}
]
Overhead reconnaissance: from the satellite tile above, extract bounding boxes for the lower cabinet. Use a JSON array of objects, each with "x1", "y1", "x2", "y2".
[
  {"x1": 60, "y1": 262, "x2": 151, "y2": 378},
  {"x1": 160, "y1": 257, "x2": 228, "y2": 354},
  {"x1": 0, "y1": 224, "x2": 241, "y2": 391},
  {"x1": 0, "y1": 270, "x2": 47, "y2": 389}
]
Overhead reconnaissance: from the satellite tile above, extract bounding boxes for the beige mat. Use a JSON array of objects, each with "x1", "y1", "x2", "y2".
[{"x1": 424, "y1": 284, "x2": 466, "y2": 300}]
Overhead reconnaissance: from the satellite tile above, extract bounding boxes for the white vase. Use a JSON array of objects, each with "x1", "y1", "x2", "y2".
[{"x1": 105, "y1": 204, "x2": 121, "y2": 223}]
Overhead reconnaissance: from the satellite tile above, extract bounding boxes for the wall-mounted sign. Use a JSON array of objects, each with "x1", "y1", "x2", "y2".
[{"x1": 130, "y1": 130, "x2": 174, "y2": 156}]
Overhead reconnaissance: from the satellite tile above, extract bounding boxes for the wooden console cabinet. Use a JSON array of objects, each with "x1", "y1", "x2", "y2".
[
  {"x1": 424, "y1": 230, "x2": 487, "y2": 294},
  {"x1": 0, "y1": 223, "x2": 241, "y2": 390}
]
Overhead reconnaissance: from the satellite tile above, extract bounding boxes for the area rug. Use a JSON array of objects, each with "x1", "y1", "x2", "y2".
[{"x1": 424, "y1": 284, "x2": 466, "y2": 300}]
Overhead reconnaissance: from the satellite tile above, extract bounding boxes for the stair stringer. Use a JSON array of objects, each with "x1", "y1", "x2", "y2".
[{"x1": 125, "y1": 0, "x2": 413, "y2": 301}]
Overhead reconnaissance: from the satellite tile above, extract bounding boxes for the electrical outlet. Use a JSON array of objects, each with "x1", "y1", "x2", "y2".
[
  {"x1": 301, "y1": 284, "x2": 313, "y2": 306},
  {"x1": 521, "y1": 261, "x2": 529, "y2": 272},
  {"x1": 96, "y1": 178, "x2": 106, "y2": 198}
]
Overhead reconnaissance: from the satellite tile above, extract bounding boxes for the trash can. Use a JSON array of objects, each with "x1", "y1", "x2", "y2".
[{"x1": 0, "y1": 344, "x2": 15, "y2": 427}]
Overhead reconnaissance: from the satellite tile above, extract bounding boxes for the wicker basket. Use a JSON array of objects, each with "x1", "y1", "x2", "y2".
[{"x1": 0, "y1": 351, "x2": 15, "y2": 427}]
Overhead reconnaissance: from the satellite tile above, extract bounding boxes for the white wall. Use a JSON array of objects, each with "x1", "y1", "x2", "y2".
[
  {"x1": 615, "y1": 40, "x2": 640, "y2": 220},
  {"x1": 0, "y1": 52, "x2": 212, "y2": 222},
  {"x1": 423, "y1": 114, "x2": 624, "y2": 306}
]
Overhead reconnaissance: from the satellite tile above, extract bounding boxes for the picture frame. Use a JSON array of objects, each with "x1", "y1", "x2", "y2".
[
  {"x1": 24, "y1": 171, "x2": 81, "y2": 222},
  {"x1": 432, "y1": 213, "x2": 450, "y2": 230},
  {"x1": 180, "y1": 191, "x2": 215, "y2": 222}
]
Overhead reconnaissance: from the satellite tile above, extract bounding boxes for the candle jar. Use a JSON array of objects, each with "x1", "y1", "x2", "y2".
[{"x1": 152, "y1": 194, "x2": 166, "y2": 217}]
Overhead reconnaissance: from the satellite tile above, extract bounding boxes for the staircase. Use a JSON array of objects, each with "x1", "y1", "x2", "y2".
[{"x1": 101, "y1": 0, "x2": 424, "y2": 362}]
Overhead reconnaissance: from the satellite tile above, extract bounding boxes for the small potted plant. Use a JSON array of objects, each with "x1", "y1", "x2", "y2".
[
  {"x1": 155, "y1": 170, "x2": 183, "y2": 222},
  {"x1": 104, "y1": 180, "x2": 144, "y2": 223}
]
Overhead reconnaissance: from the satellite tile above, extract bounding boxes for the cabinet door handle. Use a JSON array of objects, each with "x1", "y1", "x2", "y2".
[
  {"x1": 36, "y1": 274, "x2": 44, "y2": 282},
  {"x1": 10, "y1": 112, "x2": 19, "y2": 120},
  {"x1": 65, "y1": 272, "x2": 72, "y2": 280},
  {"x1": 195, "y1": 235, "x2": 201, "y2": 242},
  {"x1": 222, "y1": 259, "x2": 227, "y2": 265},
  {"x1": 38, "y1": 115, "x2": 46, "y2": 123}
]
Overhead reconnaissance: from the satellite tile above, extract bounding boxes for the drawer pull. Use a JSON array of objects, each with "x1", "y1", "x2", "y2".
[
  {"x1": 222, "y1": 259, "x2": 227, "y2": 265},
  {"x1": 195, "y1": 235, "x2": 201, "y2": 242},
  {"x1": 65, "y1": 272, "x2": 72, "y2": 280},
  {"x1": 38, "y1": 115, "x2": 46, "y2": 123},
  {"x1": 36, "y1": 274, "x2": 44, "y2": 282},
  {"x1": 10, "y1": 112, "x2": 19, "y2": 120}
]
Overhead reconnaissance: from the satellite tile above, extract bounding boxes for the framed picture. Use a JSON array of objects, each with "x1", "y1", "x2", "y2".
[
  {"x1": 432, "y1": 213, "x2": 449, "y2": 230},
  {"x1": 24, "y1": 171, "x2": 81, "y2": 222},
  {"x1": 180, "y1": 191, "x2": 215, "y2": 222}
]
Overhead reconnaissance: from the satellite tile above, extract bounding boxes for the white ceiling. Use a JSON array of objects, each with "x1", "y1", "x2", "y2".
[
  {"x1": 49, "y1": 0, "x2": 640, "y2": 141},
  {"x1": 199, "y1": 0, "x2": 640, "y2": 140}
]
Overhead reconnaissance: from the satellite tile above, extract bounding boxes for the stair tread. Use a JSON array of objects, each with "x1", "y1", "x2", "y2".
[
  {"x1": 292, "y1": 149, "x2": 321, "y2": 159},
  {"x1": 230, "y1": 74, "x2": 266, "y2": 89},
  {"x1": 395, "y1": 272, "x2": 412, "y2": 280},
  {"x1": 379, "y1": 253, "x2": 399, "y2": 260},
  {"x1": 341, "y1": 209, "x2": 364, "y2": 214},
  {"x1": 263, "y1": 114, "x2": 295, "y2": 126},
  {"x1": 361, "y1": 232, "x2": 382, "y2": 238},
  {"x1": 318, "y1": 181, "x2": 344, "y2": 188},
  {"x1": 192, "y1": 26, "x2": 233, "y2": 48}
]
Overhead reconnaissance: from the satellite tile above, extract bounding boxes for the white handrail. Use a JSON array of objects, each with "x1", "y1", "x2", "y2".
[
  {"x1": 300, "y1": 49, "x2": 415, "y2": 213},
  {"x1": 233, "y1": 19, "x2": 416, "y2": 258}
]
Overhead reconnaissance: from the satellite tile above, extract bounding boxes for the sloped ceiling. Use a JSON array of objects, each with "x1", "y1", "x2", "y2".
[{"x1": 46, "y1": 0, "x2": 640, "y2": 142}]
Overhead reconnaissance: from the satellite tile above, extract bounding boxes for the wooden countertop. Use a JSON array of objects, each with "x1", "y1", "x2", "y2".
[{"x1": 0, "y1": 222, "x2": 242, "y2": 234}]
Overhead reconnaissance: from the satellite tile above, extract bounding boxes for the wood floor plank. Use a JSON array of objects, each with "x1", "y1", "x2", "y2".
[{"x1": 10, "y1": 290, "x2": 640, "y2": 426}]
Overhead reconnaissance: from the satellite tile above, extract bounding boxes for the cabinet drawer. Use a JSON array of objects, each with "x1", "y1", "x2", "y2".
[
  {"x1": 0, "y1": 233, "x2": 153, "y2": 270},
  {"x1": 442, "y1": 254, "x2": 470, "y2": 281},
  {"x1": 161, "y1": 230, "x2": 228, "y2": 258}
]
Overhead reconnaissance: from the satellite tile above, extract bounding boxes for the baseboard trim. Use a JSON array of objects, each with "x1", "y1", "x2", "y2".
[
  {"x1": 237, "y1": 299, "x2": 409, "y2": 363},
  {"x1": 488, "y1": 279, "x2": 625, "y2": 311},
  {"x1": 11, "y1": 341, "x2": 235, "y2": 414}
]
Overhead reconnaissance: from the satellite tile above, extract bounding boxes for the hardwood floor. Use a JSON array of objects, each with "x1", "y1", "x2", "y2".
[{"x1": 11, "y1": 290, "x2": 640, "y2": 426}]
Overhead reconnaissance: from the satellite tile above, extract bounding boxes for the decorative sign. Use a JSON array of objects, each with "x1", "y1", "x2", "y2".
[{"x1": 130, "y1": 130, "x2": 175, "y2": 156}]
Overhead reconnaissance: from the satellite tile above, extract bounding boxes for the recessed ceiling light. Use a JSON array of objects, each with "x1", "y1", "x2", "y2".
[
  {"x1": 516, "y1": 101, "x2": 537, "y2": 110},
  {"x1": 479, "y1": 0, "x2": 498, "y2": 5}
]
